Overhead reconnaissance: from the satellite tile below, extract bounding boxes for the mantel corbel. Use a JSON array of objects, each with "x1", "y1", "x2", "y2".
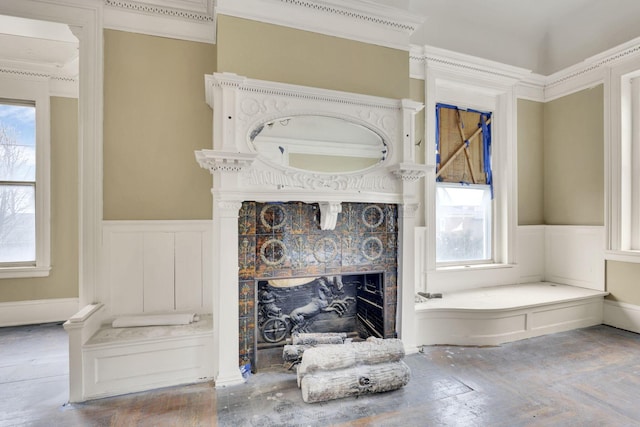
[
  {"x1": 195, "y1": 150, "x2": 257, "y2": 174},
  {"x1": 389, "y1": 163, "x2": 428, "y2": 182}
]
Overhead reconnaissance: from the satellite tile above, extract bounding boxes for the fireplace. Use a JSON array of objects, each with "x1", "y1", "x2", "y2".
[
  {"x1": 238, "y1": 201, "x2": 398, "y2": 370},
  {"x1": 195, "y1": 73, "x2": 424, "y2": 387}
]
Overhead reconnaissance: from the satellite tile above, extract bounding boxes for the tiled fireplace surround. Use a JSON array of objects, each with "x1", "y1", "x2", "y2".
[{"x1": 238, "y1": 201, "x2": 399, "y2": 370}]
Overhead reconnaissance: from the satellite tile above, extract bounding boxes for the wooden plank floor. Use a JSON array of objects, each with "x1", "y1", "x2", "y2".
[{"x1": 2, "y1": 322, "x2": 640, "y2": 426}]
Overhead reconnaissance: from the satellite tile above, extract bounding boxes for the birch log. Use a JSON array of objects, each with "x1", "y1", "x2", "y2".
[
  {"x1": 297, "y1": 337, "x2": 405, "y2": 386},
  {"x1": 292, "y1": 332, "x2": 347, "y2": 345},
  {"x1": 301, "y1": 361, "x2": 410, "y2": 403}
]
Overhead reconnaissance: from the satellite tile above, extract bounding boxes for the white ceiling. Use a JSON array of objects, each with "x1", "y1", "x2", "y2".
[
  {"x1": 0, "y1": 15, "x2": 78, "y2": 77},
  {"x1": 371, "y1": 0, "x2": 640, "y2": 74},
  {"x1": 2, "y1": 0, "x2": 640, "y2": 77}
]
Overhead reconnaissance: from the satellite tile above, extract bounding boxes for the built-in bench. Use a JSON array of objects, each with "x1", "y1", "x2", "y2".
[
  {"x1": 415, "y1": 282, "x2": 608, "y2": 346},
  {"x1": 64, "y1": 305, "x2": 214, "y2": 401}
]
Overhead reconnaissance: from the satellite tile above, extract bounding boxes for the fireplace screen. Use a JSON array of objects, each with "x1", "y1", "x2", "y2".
[{"x1": 256, "y1": 273, "x2": 384, "y2": 348}]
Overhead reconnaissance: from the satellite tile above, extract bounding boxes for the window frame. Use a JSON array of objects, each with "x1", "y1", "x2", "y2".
[
  {"x1": 0, "y1": 75, "x2": 51, "y2": 278},
  {"x1": 435, "y1": 181, "x2": 493, "y2": 266},
  {"x1": 423, "y1": 55, "x2": 519, "y2": 291}
]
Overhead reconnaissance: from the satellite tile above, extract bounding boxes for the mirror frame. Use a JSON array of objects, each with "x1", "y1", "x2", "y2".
[
  {"x1": 248, "y1": 113, "x2": 389, "y2": 174},
  {"x1": 196, "y1": 73, "x2": 426, "y2": 205}
]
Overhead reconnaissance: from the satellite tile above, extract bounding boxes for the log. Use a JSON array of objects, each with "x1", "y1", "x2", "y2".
[
  {"x1": 300, "y1": 361, "x2": 411, "y2": 403},
  {"x1": 297, "y1": 337, "x2": 405, "y2": 386},
  {"x1": 283, "y1": 344, "x2": 311, "y2": 363},
  {"x1": 292, "y1": 332, "x2": 347, "y2": 345}
]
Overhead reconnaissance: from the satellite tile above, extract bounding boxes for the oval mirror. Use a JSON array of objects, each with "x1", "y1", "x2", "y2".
[{"x1": 249, "y1": 115, "x2": 387, "y2": 173}]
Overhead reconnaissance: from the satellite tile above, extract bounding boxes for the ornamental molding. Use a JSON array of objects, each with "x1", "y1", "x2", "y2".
[
  {"x1": 104, "y1": 0, "x2": 215, "y2": 43},
  {"x1": 410, "y1": 44, "x2": 532, "y2": 83},
  {"x1": 389, "y1": 163, "x2": 427, "y2": 182},
  {"x1": 206, "y1": 73, "x2": 403, "y2": 113},
  {"x1": 244, "y1": 168, "x2": 390, "y2": 192},
  {"x1": 412, "y1": 37, "x2": 640, "y2": 103},
  {"x1": 195, "y1": 150, "x2": 258, "y2": 173},
  {"x1": 104, "y1": 0, "x2": 214, "y2": 22},
  {"x1": 273, "y1": 0, "x2": 419, "y2": 33},
  {"x1": 215, "y1": 0, "x2": 424, "y2": 51}
]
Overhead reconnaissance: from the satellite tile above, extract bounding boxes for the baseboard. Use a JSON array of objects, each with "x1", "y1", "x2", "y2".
[
  {"x1": 603, "y1": 300, "x2": 640, "y2": 334},
  {"x1": 0, "y1": 298, "x2": 79, "y2": 327}
]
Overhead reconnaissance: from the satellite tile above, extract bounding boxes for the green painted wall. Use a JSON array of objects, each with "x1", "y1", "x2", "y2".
[
  {"x1": 543, "y1": 85, "x2": 604, "y2": 225},
  {"x1": 518, "y1": 99, "x2": 544, "y2": 225},
  {"x1": 216, "y1": 15, "x2": 409, "y2": 99},
  {"x1": 103, "y1": 30, "x2": 216, "y2": 220},
  {"x1": 606, "y1": 261, "x2": 640, "y2": 305}
]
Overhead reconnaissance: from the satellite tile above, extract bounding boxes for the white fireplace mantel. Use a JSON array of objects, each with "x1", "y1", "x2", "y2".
[{"x1": 196, "y1": 73, "x2": 425, "y2": 387}]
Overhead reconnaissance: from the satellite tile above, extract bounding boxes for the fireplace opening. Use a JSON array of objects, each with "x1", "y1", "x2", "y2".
[
  {"x1": 238, "y1": 201, "x2": 399, "y2": 371},
  {"x1": 255, "y1": 272, "x2": 386, "y2": 369}
]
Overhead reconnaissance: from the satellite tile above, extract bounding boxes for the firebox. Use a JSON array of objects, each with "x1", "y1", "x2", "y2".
[{"x1": 238, "y1": 201, "x2": 399, "y2": 371}]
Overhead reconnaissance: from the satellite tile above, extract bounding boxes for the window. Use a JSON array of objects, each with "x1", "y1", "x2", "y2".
[
  {"x1": 0, "y1": 76, "x2": 50, "y2": 278},
  {"x1": 0, "y1": 101, "x2": 36, "y2": 265},
  {"x1": 608, "y1": 57, "x2": 640, "y2": 261},
  {"x1": 435, "y1": 104, "x2": 493, "y2": 265}
]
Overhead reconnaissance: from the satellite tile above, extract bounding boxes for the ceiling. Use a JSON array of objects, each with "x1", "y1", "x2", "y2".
[
  {"x1": 0, "y1": 14, "x2": 78, "y2": 78},
  {"x1": 371, "y1": 0, "x2": 640, "y2": 75},
  {"x1": 2, "y1": 1, "x2": 640, "y2": 77}
]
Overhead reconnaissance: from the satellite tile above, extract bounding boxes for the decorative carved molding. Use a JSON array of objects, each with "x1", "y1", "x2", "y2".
[
  {"x1": 389, "y1": 163, "x2": 427, "y2": 182},
  {"x1": 216, "y1": 0, "x2": 424, "y2": 51},
  {"x1": 0, "y1": 67, "x2": 77, "y2": 83},
  {"x1": 214, "y1": 200, "x2": 243, "y2": 214},
  {"x1": 195, "y1": 150, "x2": 258, "y2": 174},
  {"x1": 411, "y1": 45, "x2": 532, "y2": 83},
  {"x1": 104, "y1": 0, "x2": 214, "y2": 22},
  {"x1": 318, "y1": 202, "x2": 342, "y2": 230},
  {"x1": 244, "y1": 169, "x2": 390, "y2": 191},
  {"x1": 275, "y1": 0, "x2": 418, "y2": 33},
  {"x1": 546, "y1": 39, "x2": 640, "y2": 89}
]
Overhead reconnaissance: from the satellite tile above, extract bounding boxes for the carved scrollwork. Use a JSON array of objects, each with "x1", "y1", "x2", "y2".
[
  {"x1": 244, "y1": 169, "x2": 390, "y2": 191},
  {"x1": 239, "y1": 97, "x2": 289, "y2": 121}
]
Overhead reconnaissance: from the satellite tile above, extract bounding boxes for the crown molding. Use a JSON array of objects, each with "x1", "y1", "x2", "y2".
[
  {"x1": 216, "y1": 0, "x2": 424, "y2": 51},
  {"x1": 103, "y1": 0, "x2": 215, "y2": 43},
  {"x1": 413, "y1": 37, "x2": 640, "y2": 103},
  {"x1": 0, "y1": 65, "x2": 78, "y2": 98},
  {"x1": 411, "y1": 44, "x2": 533, "y2": 88}
]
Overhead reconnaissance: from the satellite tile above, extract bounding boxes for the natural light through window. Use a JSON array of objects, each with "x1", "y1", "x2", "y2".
[
  {"x1": 0, "y1": 101, "x2": 36, "y2": 265},
  {"x1": 435, "y1": 183, "x2": 492, "y2": 263}
]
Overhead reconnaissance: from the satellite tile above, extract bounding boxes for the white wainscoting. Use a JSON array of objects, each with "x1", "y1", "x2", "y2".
[
  {"x1": 545, "y1": 225, "x2": 605, "y2": 291},
  {"x1": 102, "y1": 221, "x2": 213, "y2": 318},
  {"x1": 0, "y1": 298, "x2": 79, "y2": 327}
]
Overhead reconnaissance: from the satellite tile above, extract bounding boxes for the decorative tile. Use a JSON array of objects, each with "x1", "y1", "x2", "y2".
[{"x1": 238, "y1": 201, "x2": 400, "y2": 368}]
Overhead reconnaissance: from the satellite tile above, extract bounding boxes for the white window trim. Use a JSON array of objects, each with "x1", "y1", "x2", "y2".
[
  {"x1": 0, "y1": 74, "x2": 51, "y2": 278},
  {"x1": 606, "y1": 53, "x2": 640, "y2": 263},
  {"x1": 422, "y1": 46, "x2": 524, "y2": 291}
]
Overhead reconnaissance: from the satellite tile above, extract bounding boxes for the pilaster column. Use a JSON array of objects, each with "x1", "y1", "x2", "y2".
[
  {"x1": 398, "y1": 202, "x2": 420, "y2": 354},
  {"x1": 212, "y1": 198, "x2": 244, "y2": 387}
]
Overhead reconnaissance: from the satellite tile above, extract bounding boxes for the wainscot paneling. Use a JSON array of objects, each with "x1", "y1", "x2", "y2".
[{"x1": 102, "y1": 221, "x2": 212, "y2": 317}]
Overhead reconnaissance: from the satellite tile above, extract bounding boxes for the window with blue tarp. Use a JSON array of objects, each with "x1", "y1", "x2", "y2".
[{"x1": 435, "y1": 103, "x2": 493, "y2": 264}]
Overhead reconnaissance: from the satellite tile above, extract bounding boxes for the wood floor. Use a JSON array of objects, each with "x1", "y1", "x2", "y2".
[{"x1": 2, "y1": 322, "x2": 640, "y2": 426}]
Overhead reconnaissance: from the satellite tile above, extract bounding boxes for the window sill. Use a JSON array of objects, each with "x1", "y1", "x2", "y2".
[
  {"x1": 436, "y1": 263, "x2": 516, "y2": 273},
  {"x1": 0, "y1": 266, "x2": 51, "y2": 279},
  {"x1": 605, "y1": 250, "x2": 640, "y2": 264}
]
